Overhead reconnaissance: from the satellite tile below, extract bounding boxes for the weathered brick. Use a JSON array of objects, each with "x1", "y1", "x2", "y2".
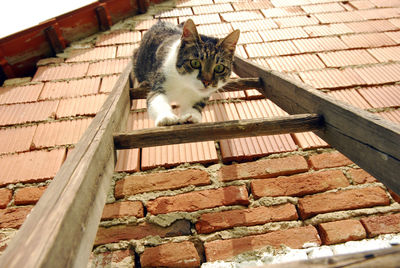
[
  {"x1": 298, "y1": 186, "x2": 390, "y2": 219},
  {"x1": 14, "y1": 186, "x2": 47, "y2": 205},
  {"x1": 0, "y1": 206, "x2": 32, "y2": 228},
  {"x1": 361, "y1": 213, "x2": 400, "y2": 237},
  {"x1": 309, "y1": 152, "x2": 352, "y2": 170},
  {"x1": 204, "y1": 226, "x2": 321, "y2": 262},
  {"x1": 147, "y1": 186, "x2": 249, "y2": 215},
  {"x1": 115, "y1": 169, "x2": 210, "y2": 198},
  {"x1": 318, "y1": 219, "x2": 366, "y2": 245},
  {"x1": 101, "y1": 201, "x2": 144, "y2": 220},
  {"x1": 0, "y1": 188, "x2": 12, "y2": 208},
  {"x1": 196, "y1": 203, "x2": 298, "y2": 234},
  {"x1": 89, "y1": 249, "x2": 135, "y2": 268},
  {"x1": 94, "y1": 220, "x2": 191, "y2": 245},
  {"x1": 251, "y1": 170, "x2": 349, "y2": 199},
  {"x1": 218, "y1": 155, "x2": 308, "y2": 182},
  {"x1": 348, "y1": 168, "x2": 377, "y2": 184},
  {"x1": 140, "y1": 241, "x2": 200, "y2": 267}
]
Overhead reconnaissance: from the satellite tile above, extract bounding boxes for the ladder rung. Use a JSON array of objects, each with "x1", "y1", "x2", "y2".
[{"x1": 114, "y1": 113, "x2": 323, "y2": 149}]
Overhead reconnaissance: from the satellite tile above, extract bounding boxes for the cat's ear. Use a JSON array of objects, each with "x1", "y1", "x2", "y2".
[
  {"x1": 181, "y1": 19, "x2": 200, "y2": 43},
  {"x1": 219, "y1": 30, "x2": 240, "y2": 53}
]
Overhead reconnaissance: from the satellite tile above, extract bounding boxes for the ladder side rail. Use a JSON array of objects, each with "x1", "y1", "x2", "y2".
[
  {"x1": 0, "y1": 63, "x2": 132, "y2": 268},
  {"x1": 233, "y1": 56, "x2": 400, "y2": 195}
]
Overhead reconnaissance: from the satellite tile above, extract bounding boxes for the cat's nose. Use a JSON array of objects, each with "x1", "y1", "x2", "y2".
[{"x1": 202, "y1": 80, "x2": 211, "y2": 87}]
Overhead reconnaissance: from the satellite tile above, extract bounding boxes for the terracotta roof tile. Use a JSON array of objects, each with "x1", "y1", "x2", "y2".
[
  {"x1": 115, "y1": 149, "x2": 140, "y2": 172},
  {"x1": 302, "y1": 3, "x2": 346, "y2": 13},
  {"x1": 235, "y1": 45, "x2": 249, "y2": 58},
  {"x1": 33, "y1": 63, "x2": 89, "y2": 82},
  {"x1": 245, "y1": 89, "x2": 264, "y2": 99},
  {"x1": 349, "y1": 0, "x2": 376, "y2": 10},
  {"x1": 134, "y1": 18, "x2": 178, "y2": 31},
  {"x1": 96, "y1": 31, "x2": 141, "y2": 46},
  {"x1": 87, "y1": 58, "x2": 130, "y2": 76},
  {"x1": 0, "y1": 148, "x2": 66, "y2": 186},
  {"x1": 116, "y1": 44, "x2": 139, "y2": 58},
  {"x1": 377, "y1": 110, "x2": 400, "y2": 123},
  {"x1": 233, "y1": 1, "x2": 273, "y2": 11},
  {"x1": 131, "y1": 99, "x2": 146, "y2": 111},
  {"x1": 270, "y1": 0, "x2": 311, "y2": 7},
  {"x1": 32, "y1": 118, "x2": 92, "y2": 149},
  {"x1": 318, "y1": 49, "x2": 378, "y2": 67},
  {"x1": 192, "y1": 3, "x2": 233, "y2": 14},
  {"x1": 357, "y1": 7, "x2": 400, "y2": 20},
  {"x1": 314, "y1": 11, "x2": 364, "y2": 23},
  {"x1": 56, "y1": 94, "x2": 108, "y2": 118},
  {"x1": 0, "y1": 100, "x2": 59, "y2": 126},
  {"x1": 176, "y1": 0, "x2": 213, "y2": 7},
  {"x1": 389, "y1": 18, "x2": 400, "y2": 27},
  {"x1": 0, "y1": 125, "x2": 36, "y2": 154},
  {"x1": 157, "y1": 7, "x2": 193, "y2": 18},
  {"x1": 326, "y1": 89, "x2": 372, "y2": 109},
  {"x1": 292, "y1": 132, "x2": 329, "y2": 149},
  {"x1": 259, "y1": 27, "x2": 308, "y2": 42},
  {"x1": 369, "y1": 0, "x2": 400, "y2": 8},
  {"x1": 220, "y1": 11, "x2": 264, "y2": 22},
  {"x1": 340, "y1": 33, "x2": 397, "y2": 48},
  {"x1": 237, "y1": 32, "x2": 263, "y2": 45},
  {"x1": 40, "y1": 77, "x2": 101, "y2": 100},
  {"x1": 246, "y1": 41, "x2": 300, "y2": 57},
  {"x1": 197, "y1": 23, "x2": 233, "y2": 36},
  {"x1": 292, "y1": 37, "x2": 348, "y2": 53},
  {"x1": 367, "y1": 46, "x2": 400, "y2": 62},
  {"x1": 209, "y1": 91, "x2": 246, "y2": 101},
  {"x1": 358, "y1": 85, "x2": 400, "y2": 108},
  {"x1": 273, "y1": 15, "x2": 320, "y2": 28},
  {"x1": 0, "y1": 83, "x2": 43, "y2": 105},
  {"x1": 65, "y1": 47, "x2": 117, "y2": 63},
  {"x1": 346, "y1": 20, "x2": 399, "y2": 33},
  {"x1": 260, "y1": 6, "x2": 305, "y2": 18},
  {"x1": 100, "y1": 75, "x2": 119, "y2": 93},
  {"x1": 353, "y1": 63, "x2": 400, "y2": 85},
  {"x1": 230, "y1": 20, "x2": 278, "y2": 32},
  {"x1": 265, "y1": 54, "x2": 325, "y2": 72},
  {"x1": 386, "y1": 31, "x2": 400, "y2": 43},
  {"x1": 299, "y1": 68, "x2": 365, "y2": 89},
  {"x1": 303, "y1": 23, "x2": 354, "y2": 37},
  {"x1": 179, "y1": 14, "x2": 222, "y2": 25}
]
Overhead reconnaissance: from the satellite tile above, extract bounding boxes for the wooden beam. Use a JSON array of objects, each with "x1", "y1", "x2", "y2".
[
  {"x1": 0, "y1": 63, "x2": 132, "y2": 267},
  {"x1": 44, "y1": 24, "x2": 66, "y2": 55},
  {"x1": 233, "y1": 56, "x2": 400, "y2": 195},
  {"x1": 96, "y1": 3, "x2": 112, "y2": 31},
  {"x1": 129, "y1": 77, "x2": 262, "y2": 99},
  {"x1": 114, "y1": 113, "x2": 323, "y2": 149},
  {"x1": 137, "y1": 0, "x2": 148, "y2": 14}
]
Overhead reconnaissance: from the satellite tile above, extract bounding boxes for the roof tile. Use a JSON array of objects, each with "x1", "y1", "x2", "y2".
[
  {"x1": 265, "y1": 54, "x2": 325, "y2": 72},
  {"x1": 273, "y1": 15, "x2": 320, "y2": 28},
  {"x1": 0, "y1": 125, "x2": 36, "y2": 154},
  {"x1": 369, "y1": 0, "x2": 400, "y2": 8},
  {"x1": 353, "y1": 63, "x2": 400, "y2": 85},
  {"x1": 386, "y1": 31, "x2": 400, "y2": 43},
  {"x1": 292, "y1": 132, "x2": 329, "y2": 149},
  {"x1": 157, "y1": 7, "x2": 193, "y2": 18},
  {"x1": 246, "y1": 41, "x2": 300, "y2": 57},
  {"x1": 270, "y1": 0, "x2": 311, "y2": 7},
  {"x1": 100, "y1": 75, "x2": 119, "y2": 93},
  {"x1": 0, "y1": 83, "x2": 43, "y2": 105},
  {"x1": 377, "y1": 109, "x2": 400, "y2": 123},
  {"x1": 230, "y1": 20, "x2": 278, "y2": 32},
  {"x1": 56, "y1": 94, "x2": 108, "y2": 118},
  {"x1": 116, "y1": 44, "x2": 139, "y2": 58},
  {"x1": 292, "y1": 37, "x2": 348, "y2": 53},
  {"x1": 349, "y1": 0, "x2": 376, "y2": 10},
  {"x1": 340, "y1": 33, "x2": 397, "y2": 48},
  {"x1": 134, "y1": 18, "x2": 178, "y2": 31},
  {"x1": 32, "y1": 118, "x2": 92, "y2": 149},
  {"x1": 357, "y1": 7, "x2": 400, "y2": 20},
  {"x1": 318, "y1": 49, "x2": 378, "y2": 67},
  {"x1": 367, "y1": 46, "x2": 400, "y2": 62},
  {"x1": 179, "y1": 14, "x2": 221, "y2": 25},
  {"x1": 326, "y1": 89, "x2": 372, "y2": 109},
  {"x1": 87, "y1": 58, "x2": 130, "y2": 76},
  {"x1": 314, "y1": 10, "x2": 364, "y2": 23},
  {"x1": 96, "y1": 31, "x2": 141, "y2": 46},
  {"x1": 302, "y1": 3, "x2": 346, "y2": 13},
  {"x1": 192, "y1": 3, "x2": 233, "y2": 14},
  {"x1": 259, "y1": 27, "x2": 309, "y2": 42},
  {"x1": 65, "y1": 47, "x2": 117, "y2": 63},
  {"x1": 115, "y1": 149, "x2": 140, "y2": 172},
  {"x1": 299, "y1": 68, "x2": 365, "y2": 89},
  {"x1": 40, "y1": 77, "x2": 101, "y2": 100},
  {"x1": 237, "y1": 32, "x2": 263, "y2": 45},
  {"x1": 358, "y1": 85, "x2": 400, "y2": 108},
  {"x1": 260, "y1": 6, "x2": 305, "y2": 17},
  {"x1": 176, "y1": 0, "x2": 213, "y2": 7},
  {"x1": 0, "y1": 149, "x2": 66, "y2": 186},
  {"x1": 33, "y1": 63, "x2": 89, "y2": 82},
  {"x1": 0, "y1": 100, "x2": 59, "y2": 126},
  {"x1": 303, "y1": 23, "x2": 354, "y2": 37},
  {"x1": 220, "y1": 11, "x2": 264, "y2": 22},
  {"x1": 233, "y1": 1, "x2": 274, "y2": 10},
  {"x1": 346, "y1": 20, "x2": 399, "y2": 33},
  {"x1": 197, "y1": 23, "x2": 233, "y2": 36}
]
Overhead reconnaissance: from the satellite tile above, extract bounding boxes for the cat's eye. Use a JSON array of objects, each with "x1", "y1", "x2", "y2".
[
  {"x1": 214, "y1": 64, "x2": 225, "y2": 73},
  {"x1": 190, "y1": 59, "x2": 201, "y2": 69}
]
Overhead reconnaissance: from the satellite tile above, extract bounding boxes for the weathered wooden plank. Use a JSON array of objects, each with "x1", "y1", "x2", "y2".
[
  {"x1": 0, "y1": 63, "x2": 132, "y2": 267},
  {"x1": 233, "y1": 56, "x2": 400, "y2": 195},
  {"x1": 129, "y1": 77, "x2": 261, "y2": 99},
  {"x1": 114, "y1": 114, "x2": 323, "y2": 149}
]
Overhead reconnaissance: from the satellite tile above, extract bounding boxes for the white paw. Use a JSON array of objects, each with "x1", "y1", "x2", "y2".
[
  {"x1": 180, "y1": 112, "x2": 202, "y2": 124},
  {"x1": 155, "y1": 113, "x2": 180, "y2": 126}
]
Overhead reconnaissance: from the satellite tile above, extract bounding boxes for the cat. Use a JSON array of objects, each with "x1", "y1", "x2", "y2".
[{"x1": 133, "y1": 19, "x2": 240, "y2": 126}]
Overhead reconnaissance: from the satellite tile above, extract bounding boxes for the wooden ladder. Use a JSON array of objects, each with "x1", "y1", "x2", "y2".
[{"x1": 1, "y1": 56, "x2": 399, "y2": 267}]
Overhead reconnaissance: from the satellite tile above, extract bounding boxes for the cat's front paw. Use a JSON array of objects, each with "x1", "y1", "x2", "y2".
[
  {"x1": 180, "y1": 112, "x2": 202, "y2": 124},
  {"x1": 155, "y1": 114, "x2": 180, "y2": 126}
]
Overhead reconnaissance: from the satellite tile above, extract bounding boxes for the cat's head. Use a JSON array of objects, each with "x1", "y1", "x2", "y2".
[{"x1": 176, "y1": 19, "x2": 240, "y2": 95}]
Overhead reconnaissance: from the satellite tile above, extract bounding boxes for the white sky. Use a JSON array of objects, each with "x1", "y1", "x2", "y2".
[{"x1": 0, "y1": 0, "x2": 95, "y2": 38}]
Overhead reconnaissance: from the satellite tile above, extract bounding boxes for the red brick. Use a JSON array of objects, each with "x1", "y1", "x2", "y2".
[
  {"x1": 0, "y1": 188, "x2": 12, "y2": 208},
  {"x1": 298, "y1": 187, "x2": 390, "y2": 219},
  {"x1": 89, "y1": 249, "x2": 135, "y2": 267},
  {"x1": 0, "y1": 206, "x2": 32, "y2": 228},
  {"x1": 14, "y1": 186, "x2": 47, "y2": 205},
  {"x1": 318, "y1": 219, "x2": 366, "y2": 245},
  {"x1": 101, "y1": 201, "x2": 144, "y2": 220},
  {"x1": 361, "y1": 213, "x2": 400, "y2": 237},
  {"x1": 204, "y1": 226, "x2": 321, "y2": 262},
  {"x1": 94, "y1": 220, "x2": 191, "y2": 245},
  {"x1": 349, "y1": 168, "x2": 377, "y2": 184},
  {"x1": 309, "y1": 152, "x2": 352, "y2": 170},
  {"x1": 196, "y1": 203, "x2": 298, "y2": 234},
  {"x1": 251, "y1": 170, "x2": 349, "y2": 199},
  {"x1": 140, "y1": 241, "x2": 200, "y2": 267},
  {"x1": 115, "y1": 169, "x2": 210, "y2": 198},
  {"x1": 218, "y1": 155, "x2": 308, "y2": 182},
  {"x1": 388, "y1": 189, "x2": 400, "y2": 203},
  {"x1": 147, "y1": 186, "x2": 249, "y2": 215}
]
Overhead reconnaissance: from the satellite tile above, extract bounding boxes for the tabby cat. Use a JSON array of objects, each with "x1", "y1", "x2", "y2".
[{"x1": 134, "y1": 19, "x2": 240, "y2": 126}]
